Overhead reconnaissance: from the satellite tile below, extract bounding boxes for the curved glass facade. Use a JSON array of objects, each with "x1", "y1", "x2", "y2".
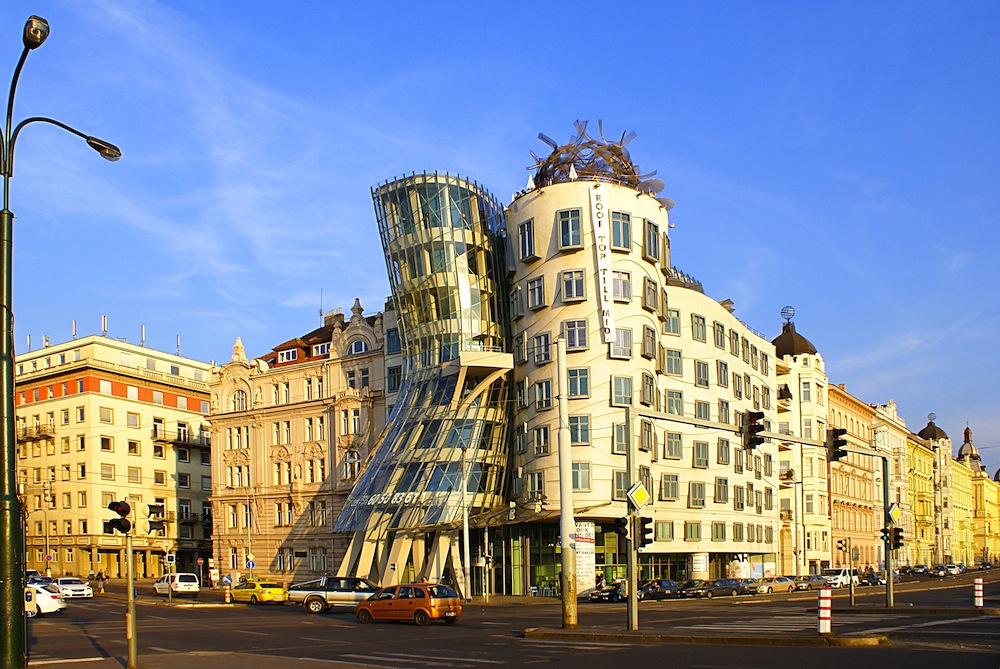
[{"x1": 335, "y1": 173, "x2": 512, "y2": 556}]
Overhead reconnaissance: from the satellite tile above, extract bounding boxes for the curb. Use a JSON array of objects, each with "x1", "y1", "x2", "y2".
[{"x1": 522, "y1": 627, "x2": 887, "y2": 647}]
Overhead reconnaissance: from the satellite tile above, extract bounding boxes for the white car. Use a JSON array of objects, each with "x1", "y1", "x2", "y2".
[
  {"x1": 153, "y1": 573, "x2": 200, "y2": 597},
  {"x1": 27, "y1": 583, "x2": 67, "y2": 617},
  {"x1": 54, "y1": 577, "x2": 94, "y2": 598}
]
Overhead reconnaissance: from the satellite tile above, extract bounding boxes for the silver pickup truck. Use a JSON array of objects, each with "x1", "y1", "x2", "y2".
[{"x1": 287, "y1": 576, "x2": 379, "y2": 613}]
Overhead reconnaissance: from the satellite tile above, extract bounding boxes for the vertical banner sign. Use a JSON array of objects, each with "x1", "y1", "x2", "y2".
[
  {"x1": 589, "y1": 186, "x2": 615, "y2": 343},
  {"x1": 575, "y1": 521, "x2": 596, "y2": 596}
]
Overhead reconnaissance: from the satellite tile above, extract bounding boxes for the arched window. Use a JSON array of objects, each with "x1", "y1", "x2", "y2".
[
  {"x1": 348, "y1": 340, "x2": 369, "y2": 356},
  {"x1": 232, "y1": 390, "x2": 247, "y2": 412}
]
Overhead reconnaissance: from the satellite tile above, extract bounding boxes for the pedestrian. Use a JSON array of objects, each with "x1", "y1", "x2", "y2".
[{"x1": 96, "y1": 569, "x2": 105, "y2": 594}]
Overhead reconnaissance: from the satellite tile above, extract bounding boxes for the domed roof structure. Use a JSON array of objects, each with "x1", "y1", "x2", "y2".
[
  {"x1": 771, "y1": 321, "x2": 817, "y2": 358},
  {"x1": 994, "y1": 468, "x2": 1000, "y2": 483},
  {"x1": 956, "y1": 426, "x2": 984, "y2": 473},
  {"x1": 917, "y1": 419, "x2": 948, "y2": 441}
]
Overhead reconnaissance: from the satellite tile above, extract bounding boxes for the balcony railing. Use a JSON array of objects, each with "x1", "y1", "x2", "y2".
[
  {"x1": 16, "y1": 423, "x2": 55, "y2": 442},
  {"x1": 779, "y1": 509, "x2": 793, "y2": 521},
  {"x1": 151, "y1": 428, "x2": 210, "y2": 447}
]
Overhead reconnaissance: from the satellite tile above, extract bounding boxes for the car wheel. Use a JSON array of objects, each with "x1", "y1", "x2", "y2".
[
  {"x1": 444, "y1": 617, "x2": 459, "y2": 625},
  {"x1": 765, "y1": 587, "x2": 772, "y2": 594},
  {"x1": 788, "y1": 586, "x2": 794, "y2": 593},
  {"x1": 305, "y1": 597, "x2": 327, "y2": 614},
  {"x1": 413, "y1": 609, "x2": 431, "y2": 626},
  {"x1": 250, "y1": 595, "x2": 258, "y2": 605},
  {"x1": 152, "y1": 589, "x2": 159, "y2": 597},
  {"x1": 705, "y1": 591, "x2": 714, "y2": 599},
  {"x1": 26, "y1": 608, "x2": 37, "y2": 619},
  {"x1": 357, "y1": 609, "x2": 373, "y2": 624}
]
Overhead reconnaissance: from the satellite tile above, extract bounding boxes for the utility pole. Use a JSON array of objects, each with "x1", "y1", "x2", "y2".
[
  {"x1": 624, "y1": 407, "x2": 638, "y2": 631},
  {"x1": 125, "y1": 532, "x2": 137, "y2": 669},
  {"x1": 555, "y1": 338, "x2": 577, "y2": 628}
]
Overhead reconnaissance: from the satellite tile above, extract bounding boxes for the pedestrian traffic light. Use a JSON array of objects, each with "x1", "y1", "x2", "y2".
[
  {"x1": 837, "y1": 539, "x2": 848, "y2": 553},
  {"x1": 827, "y1": 428, "x2": 848, "y2": 462},
  {"x1": 891, "y1": 527, "x2": 904, "y2": 550},
  {"x1": 742, "y1": 411, "x2": 766, "y2": 450},
  {"x1": 636, "y1": 516, "x2": 654, "y2": 549},
  {"x1": 105, "y1": 500, "x2": 132, "y2": 534},
  {"x1": 880, "y1": 527, "x2": 890, "y2": 544},
  {"x1": 613, "y1": 517, "x2": 631, "y2": 540},
  {"x1": 145, "y1": 503, "x2": 166, "y2": 534}
]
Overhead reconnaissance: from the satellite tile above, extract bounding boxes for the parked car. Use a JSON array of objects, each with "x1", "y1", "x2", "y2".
[
  {"x1": 25, "y1": 569, "x2": 40, "y2": 579},
  {"x1": 930, "y1": 565, "x2": 949, "y2": 577},
  {"x1": 677, "y1": 579, "x2": 710, "y2": 597},
  {"x1": 736, "y1": 578, "x2": 759, "y2": 595},
  {"x1": 946, "y1": 564, "x2": 963, "y2": 575},
  {"x1": 753, "y1": 577, "x2": 796, "y2": 594},
  {"x1": 683, "y1": 578, "x2": 741, "y2": 599},
  {"x1": 793, "y1": 575, "x2": 828, "y2": 591},
  {"x1": 54, "y1": 577, "x2": 93, "y2": 599},
  {"x1": 230, "y1": 580, "x2": 288, "y2": 605},
  {"x1": 638, "y1": 579, "x2": 679, "y2": 600},
  {"x1": 354, "y1": 583, "x2": 461, "y2": 625},
  {"x1": 27, "y1": 575, "x2": 52, "y2": 587},
  {"x1": 288, "y1": 576, "x2": 379, "y2": 613},
  {"x1": 859, "y1": 572, "x2": 884, "y2": 587},
  {"x1": 589, "y1": 582, "x2": 627, "y2": 602},
  {"x1": 978, "y1": 562, "x2": 994, "y2": 570},
  {"x1": 820, "y1": 568, "x2": 859, "y2": 589},
  {"x1": 152, "y1": 573, "x2": 200, "y2": 597},
  {"x1": 26, "y1": 583, "x2": 66, "y2": 618}
]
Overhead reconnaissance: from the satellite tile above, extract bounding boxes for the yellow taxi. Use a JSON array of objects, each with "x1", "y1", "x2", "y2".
[
  {"x1": 230, "y1": 580, "x2": 288, "y2": 605},
  {"x1": 354, "y1": 583, "x2": 461, "y2": 625}
]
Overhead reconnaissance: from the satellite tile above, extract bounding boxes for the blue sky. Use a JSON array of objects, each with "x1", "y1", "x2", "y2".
[{"x1": 3, "y1": 1, "x2": 999, "y2": 474}]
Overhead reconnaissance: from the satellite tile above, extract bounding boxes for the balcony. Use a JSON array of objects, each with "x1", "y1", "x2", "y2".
[
  {"x1": 780, "y1": 509, "x2": 793, "y2": 521},
  {"x1": 151, "y1": 428, "x2": 210, "y2": 448},
  {"x1": 177, "y1": 512, "x2": 201, "y2": 524},
  {"x1": 16, "y1": 423, "x2": 55, "y2": 442}
]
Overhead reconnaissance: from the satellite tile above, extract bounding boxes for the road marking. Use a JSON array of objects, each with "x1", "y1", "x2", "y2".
[
  {"x1": 148, "y1": 647, "x2": 176, "y2": 653},
  {"x1": 29, "y1": 658, "x2": 108, "y2": 666},
  {"x1": 341, "y1": 654, "x2": 453, "y2": 667},
  {"x1": 234, "y1": 629, "x2": 268, "y2": 636},
  {"x1": 378, "y1": 652, "x2": 504, "y2": 664},
  {"x1": 520, "y1": 640, "x2": 633, "y2": 648},
  {"x1": 301, "y1": 637, "x2": 335, "y2": 643},
  {"x1": 858, "y1": 616, "x2": 989, "y2": 634}
]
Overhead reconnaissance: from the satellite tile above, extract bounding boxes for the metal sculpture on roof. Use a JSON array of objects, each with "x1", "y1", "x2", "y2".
[{"x1": 529, "y1": 120, "x2": 674, "y2": 210}]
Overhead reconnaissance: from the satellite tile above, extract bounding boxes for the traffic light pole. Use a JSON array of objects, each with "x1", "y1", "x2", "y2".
[
  {"x1": 625, "y1": 407, "x2": 638, "y2": 632},
  {"x1": 882, "y1": 456, "x2": 894, "y2": 608},
  {"x1": 126, "y1": 532, "x2": 137, "y2": 669}
]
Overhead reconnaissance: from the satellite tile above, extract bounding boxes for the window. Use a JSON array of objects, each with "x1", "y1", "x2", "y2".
[
  {"x1": 695, "y1": 360, "x2": 710, "y2": 387},
  {"x1": 660, "y1": 474, "x2": 679, "y2": 501},
  {"x1": 717, "y1": 361, "x2": 729, "y2": 387},
  {"x1": 664, "y1": 309, "x2": 680, "y2": 335},
  {"x1": 76, "y1": 407, "x2": 85, "y2": 422},
  {"x1": 717, "y1": 438, "x2": 730, "y2": 465},
  {"x1": 558, "y1": 209, "x2": 582, "y2": 248},
  {"x1": 712, "y1": 522, "x2": 726, "y2": 541},
  {"x1": 802, "y1": 381, "x2": 811, "y2": 402},
  {"x1": 277, "y1": 349, "x2": 298, "y2": 363},
  {"x1": 715, "y1": 478, "x2": 729, "y2": 503},
  {"x1": 664, "y1": 431, "x2": 682, "y2": 459},
  {"x1": 665, "y1": 349, "x2": 682, "y2": 375},
  {"x1": 128, "y1": 467, "x2": 141, "y2": 484},
  {"x1": 527, "y1": 277, "x2": 546, "y2": 309},
  {"x1": 569, "y1": 415, "x2": 590, "y2": 445},
  {"x1": 695, "y1": 401, "x2": 710, "y2": 421},
  {"x1": 312, "y1": 342, "x2": 330, "y2": 357},
  {"x1": 178, "y1": 473, "x2": 190, "y2": 489},
  {"x1": 694, "y1": 441, "x2": 709, "y2": 468},
  {"x1": 734, "y1": 448, "x2": 744, "y2": 474},
  {"x1": 611, "y1": 211, "x2": 631, "y2": 250},
  {"x1": 567, "y1": 368, "x2": 589, "y2": 397},
  {"x1": 562, "y1": 270, "x2": 585, "y2": 300},
  {"x1": 729, "y1": 330, "x2": 740, "y2": 356},
  {"x1": 688, "y1": 482, "x2": 705, "y2": 508},
  {"x1": 386, "y1": 328, "x2": 401, "y2": 353},
  {"x1": 532, "y1": 333, "x2": 551, "y2": 364},
  {"x1": 526, "y1": 472, "x2": 544, "y2": 499},
  {"x1": 642, "y1": 325, "x2": 656, "y2": 359},
  {"x1": 641, "y1": 373, "x2": 656, "y2": 406},
  {"x1": 128, "y1": 440, "x2": 140, "y2": 456},
  {"x1": 533, "y1": 426, "x2": 550, "y2": 455},
  {"x1": 178, "y1": 447, "x2": 190, "y2": 463},
  {"x1": 612, "y1": 271, "x2": 631, "y2": 301},
  {"x1": 611, "y1": 376, "x2": 633, "y2": 406},
  {"x1": 510, "y1": 286, "x2": 525, "y2": 319},
  {"x1": 571, "y1": 462, "x2": 591, "y2": 491},
  {"x1": 666, "y1": 390, "x2": 683, "y2": 415},
  {"x1": 101, "y1": 436, "x2": 113, "y2": 452},
  {"x1": 565, "y1": 320, "x2": 588, "y2": 350},
  {"x1": 535, "y1": 379, "x2": 552, "y2": 410},
  {"x1": 611, "y1": 328, "x2": 632, "y2": 359},
  {"x1": 718, "y1": 400, "x2": 730, "y2": 425},
  {"x1": 99, "y1": 407, "x2": 113, "y2": 423},
  {"x1": 713, "y1": 322, "x2": 726, "y2": 348},
  {"x1": 640, "y1": 420, "x2": 656, "y2": 452},
  {"x1": 518, "y1": 219, "x2": 536, "y2": 260},
  {"x1": 101, "y1": 464, "x2": 114, "y2": 481},
  {"x1": 684, "y1": 521, "x2": 702, "y2": 541},
  {"x1": 612, "y1": 423, "x2": 628, "y2": 455},
  {"x1": 691, "y1": 315, "x2": 707, "y2": 342},
  {"x1": 643, "y1": 219, "x2": 660, "y2": 261},
  {"x1": 733, "y1": 522, "x2": 744, "y2": 541},
  {"x1": 387, "y1": 366, "x2": 402, "y2": 393},
  {"x1": 656, "y1": 520, "x2": 674, "y2": 540},
  {"x1": 642, "y1": 277, "x2": 658, "y2": 312},
  {"x1": 733, "y1": 373, "x2": 743, "y2": 399},
  {"x1": 613, "y1": 470, "x2": 629, "y2": 500}
]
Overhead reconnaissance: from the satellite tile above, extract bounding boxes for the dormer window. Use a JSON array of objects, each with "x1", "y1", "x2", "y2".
[
  {"x1": 312, "y1": 343, "x2": 330, "y2": 356},
  {"x1": 277, "y1": 349, "x2": 298, "y2": 363},
  {"x1": 348, "y1": 340, "x2": 369, "y2": 356}
]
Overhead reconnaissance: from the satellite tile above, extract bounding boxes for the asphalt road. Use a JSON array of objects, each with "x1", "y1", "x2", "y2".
[{"x1": 24, "y1": 571, "x2": 1000, "y2": 669}]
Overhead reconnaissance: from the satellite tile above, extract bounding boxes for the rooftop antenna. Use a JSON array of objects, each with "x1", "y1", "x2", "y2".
[
  {"x1": 176, "y1": 335, "x2": 181, "y2": 356},
  {"x1": 319, "y1": 288, "x2": 324, "y2": 324},
  {"x1": 26, "y1": 334, "x2": 31, "y2": 352},
  {"x1": 42, "y1": 335, "x2": 49, "y2": 348},
  {"x1": 71, "y1": 320, "x2": 77, "y2": 339},
  {"x1": 141, "y1": 325, "x2": 146, "y2": 347},
  {"x1": 101, "y1": 315, "x2": 108, "y2": 337},
  {"x1": 780, "y1": 305, "x2": 795, "y2": 324}
]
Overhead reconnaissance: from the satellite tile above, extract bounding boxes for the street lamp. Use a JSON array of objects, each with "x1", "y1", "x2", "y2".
[{"x1": 1, "y1": 16, "x2": 120, "y2": 669}]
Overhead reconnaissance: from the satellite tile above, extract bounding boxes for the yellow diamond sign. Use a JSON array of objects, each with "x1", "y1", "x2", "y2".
[{"x1": 627, "y1": 482, "x2": 651, "y2": 509}]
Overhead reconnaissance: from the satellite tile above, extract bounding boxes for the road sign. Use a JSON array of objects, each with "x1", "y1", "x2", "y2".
[
  {"x1": 221, "y1": 575, "x2": 232, "y2": 585},
  {"x1": 246, "y1": 560, "x2": 255, "y2": 569},
  {"x1": 626, "y1": 482, "x2": 651, "y2": 509},
  {"x1": 45, "y1": 554, "x2": 52, "y2": 561},
  {"x1": 246, "y1": 553, "x2": 255, "y2": 562},
  {"x1": 197, "y1": 557, "x2": 204, "y2": 566},
  {"x1": 165, "y1": 552, "x2": 176, "y2": 564},
  {"x1": 887, "y1": 503, "x2": 901, "y2": 525}
]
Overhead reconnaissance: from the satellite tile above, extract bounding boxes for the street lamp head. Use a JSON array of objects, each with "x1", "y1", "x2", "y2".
[
  {"x1": 23, "y1": 16, "x2": 49, "y2": 50},
  {"x1": 86, "y1": 136, "x2": 122, "y2": 162}
]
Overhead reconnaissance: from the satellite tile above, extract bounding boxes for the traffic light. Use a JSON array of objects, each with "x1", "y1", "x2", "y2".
[
  {"x1": 636, "y1": 516, "x2": 654, "y2": 549},
  {"x1": 146, "y1": 503, "x2": 166, "y2": 534},
  {"x1": 105, "y1": 500, "x2": 132, "y2": 534},
  {"x1": 613, "y1": 517, "x2": 631, "y2": 540},
  {"x1": 827, "y1": 428, "x2": 848, "y2": 462},
  {"x1": 891, "y1": 527, "x2": 904, "y2": 550},
  {"x1": 836, "y1": 539, "x2": 848, "y2": 553},
  {"x1": 880, "y1": 527, "x2": 890, "y2": 544},
  {"x1": 742, "y1": 411, "x2": 766, "y2": 450}
]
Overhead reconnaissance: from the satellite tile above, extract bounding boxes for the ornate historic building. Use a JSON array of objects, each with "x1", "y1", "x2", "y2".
[
  {"x1": 906, "y1": 433, "x2": 936, "y2": 566},
  {"x1": 15, "y1": 336, "x2": 212, "y2": 578},
  {"x1": 917, "y1": 418, "x2": 954, "y2": 564},
  {"x1": 208, "y1": 302, "x2": 388, "y2": 582}
]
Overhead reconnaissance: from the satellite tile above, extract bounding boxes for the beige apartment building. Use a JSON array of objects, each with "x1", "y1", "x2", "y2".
[
  {"x1": 872, "y1": 400, "x2": 911, "y2": 569},
  {"x1": 917, "y1": 418, "x2": 954, "y2": 563},
  {"x1": 207, "y1": 301, "x2": 391, "y2": 583},
  {"x1": 906, "y1": 433, "x2": 936, "y2": 566},
  {"x1": 771, "y1": 315, "x2": 832, "y2": 575},
  {"x1": 15, "y1": 336, "x2": 212, "y2": 578},
  {"x1": 827, "y1": 384, "x2": 879, "y2": 570}
]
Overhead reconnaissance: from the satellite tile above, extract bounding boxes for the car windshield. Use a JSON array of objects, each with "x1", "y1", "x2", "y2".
[
  {"x1": 680, "y1": 580, "x2": 705, "y2": 588},
  {"x1": 427, "y1": 585, "x2": 458, "y2": 599},
  {"x1": 257, "y1": 583, "x2": 281, "y2": 589},
  {"x1": 60, "y1": 579, "x2": 85, "y2": 585}
]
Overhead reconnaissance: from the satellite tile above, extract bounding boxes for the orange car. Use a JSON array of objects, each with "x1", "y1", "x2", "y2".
[{"x1": 354, "y1": 583, "x2": 462, "y2": 625}]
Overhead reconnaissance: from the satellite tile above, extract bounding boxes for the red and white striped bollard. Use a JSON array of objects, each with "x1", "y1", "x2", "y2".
[
  {"x1": 974, "y1": 577, "x2": 983, "y2": 608},
  {"x1": 817, "y1": 587, "x2": 832, "y2": 635},
  {"x1": 223, "y1": 584, "x2": 231, "y2": 604}
]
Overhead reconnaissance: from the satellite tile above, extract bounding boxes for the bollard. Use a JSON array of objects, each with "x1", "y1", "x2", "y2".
[
  {"x1": 223, "y1": 584, "x2": 231, "y2": 604},
  {"x1": 974, "y1": 577, "x2": 983, "y2": 608},
  {"x1": 817, "y1": 587, "x2": 832, "y2": 635}
]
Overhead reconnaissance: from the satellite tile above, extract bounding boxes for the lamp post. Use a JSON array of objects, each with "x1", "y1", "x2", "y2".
[{"x1": 1, "y1": 16, "x2": 120, "y2": 669}]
